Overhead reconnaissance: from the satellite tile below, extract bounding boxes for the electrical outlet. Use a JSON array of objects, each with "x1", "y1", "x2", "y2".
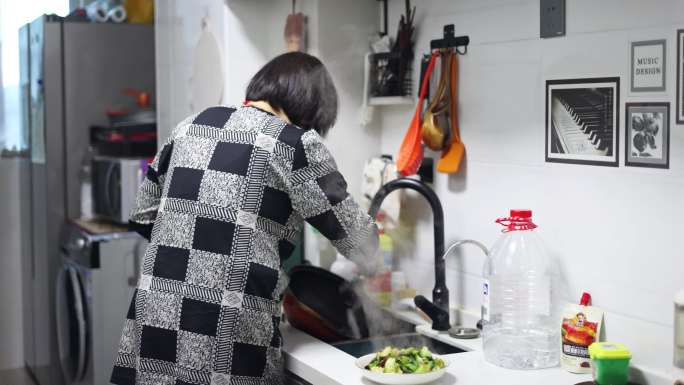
[{"x1": 540, "y1": 0, "x2": 565, "y2": 38}]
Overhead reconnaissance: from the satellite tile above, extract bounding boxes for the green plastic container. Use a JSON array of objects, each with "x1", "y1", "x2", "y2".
[{"x1": 588, "y1": 342, "x2": 632, "y2": 385}]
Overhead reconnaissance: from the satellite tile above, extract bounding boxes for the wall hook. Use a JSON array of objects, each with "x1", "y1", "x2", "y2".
[{"x1": 430, "y1": 24, "x2": 469, "y2": 54}]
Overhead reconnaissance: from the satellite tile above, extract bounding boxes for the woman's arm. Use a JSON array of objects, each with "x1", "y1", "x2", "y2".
[
  {"x1": 128, "y1": 114, "x2": 197, "y2": 240},
  {"x1": 128, "y1": 138, "x2": 173, "y2": 240},
  {"x1": 286, "y1": 129, "x2": 379, "y2": 271},
  {"x1": 129, "y1": 112, "x2": 202, "y2": 239}
]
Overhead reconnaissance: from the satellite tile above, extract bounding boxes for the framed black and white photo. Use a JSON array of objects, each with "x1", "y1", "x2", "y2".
[
  {"x1": 631, "y1": 39, "x2": 666, "y2": 92},
  {"x1": 625, "y1": 102, "x2": 670, "y2": 169},
  {"x1": 677, "y1": 29, "x2": 684, "y2": 123},
  {"x1": 546, "y1": 77, "x2": 620, "y2": 167}
]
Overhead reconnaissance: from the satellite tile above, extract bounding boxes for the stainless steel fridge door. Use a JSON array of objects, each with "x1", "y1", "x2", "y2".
[
  {"x1": 27, "y1": 15, "x2": 66, "y2": 385},
  {"x1": 20, "y1": 17, "x2": 154, "y2": 385},
  {"x1": 18, "y1": 21, "x2": 36, "y2": 377}
]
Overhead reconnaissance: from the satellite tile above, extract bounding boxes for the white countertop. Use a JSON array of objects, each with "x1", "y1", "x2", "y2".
[
  {"x1": 282, "y1": 322, "x2": 595, "y2": 385},
  {"x1": 282, "y1": 308, "x2": 679, "y2": 385},
  {"x1": 281, "y1": 308, "x2": 596, "y2": 385}
]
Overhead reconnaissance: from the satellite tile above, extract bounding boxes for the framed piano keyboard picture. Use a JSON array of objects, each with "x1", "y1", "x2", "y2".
[
  {"x1": 625, "y1": 102, "x2": 670, "y2": 169},
  {"x1": 545, "y1": 77, "x2": 620, "y2": 167}
]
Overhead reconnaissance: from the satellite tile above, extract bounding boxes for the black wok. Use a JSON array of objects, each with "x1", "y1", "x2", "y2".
[{"x1": 284, "y1": 264, "x2": 369, "y2": 342}]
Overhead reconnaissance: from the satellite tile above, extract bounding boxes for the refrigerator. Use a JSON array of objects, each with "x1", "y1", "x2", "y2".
[{"x1": 19, "y1": 15, "x2": 154, "y2": 385}]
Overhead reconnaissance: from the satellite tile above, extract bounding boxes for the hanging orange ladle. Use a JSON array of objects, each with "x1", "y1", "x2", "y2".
[{"x1": 436, "y1": 50, "x2": 464, "y2": 173}]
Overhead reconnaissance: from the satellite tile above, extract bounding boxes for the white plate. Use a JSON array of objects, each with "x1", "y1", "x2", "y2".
[{"x1": 355, "y1": 353, "x2": 449, "y2": 385}]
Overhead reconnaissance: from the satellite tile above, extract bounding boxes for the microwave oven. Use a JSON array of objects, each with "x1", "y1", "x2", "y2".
[{"x1": 92, "y1": 157, "x2": 146, "y2": 224}]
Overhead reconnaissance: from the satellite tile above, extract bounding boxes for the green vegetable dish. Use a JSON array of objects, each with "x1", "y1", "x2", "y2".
[{"x1": 365, "y1": 346, "x2": 446, "y2": 374}]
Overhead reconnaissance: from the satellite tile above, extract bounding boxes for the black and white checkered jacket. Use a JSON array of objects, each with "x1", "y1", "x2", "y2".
[{"x1": 111, "y1": 105, "x2": 378, "y2": 385}]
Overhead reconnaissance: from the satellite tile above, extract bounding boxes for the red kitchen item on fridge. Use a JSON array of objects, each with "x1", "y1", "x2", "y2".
[{"x1": 396, "y1": 52, "x2": 439, "y2": 176}]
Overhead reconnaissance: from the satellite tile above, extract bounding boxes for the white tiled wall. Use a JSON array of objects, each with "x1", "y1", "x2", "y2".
[{"x1": 379, "y1": 0, "x2": 684, "y2": 376}]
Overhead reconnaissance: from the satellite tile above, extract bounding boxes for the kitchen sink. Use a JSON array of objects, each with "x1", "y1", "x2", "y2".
[
  {"x1": 327, "y1": 308, "x2": 467, "y2": 358},
  {"x1": 331, "y1": 332, "x2": 467, "y2": 358}
]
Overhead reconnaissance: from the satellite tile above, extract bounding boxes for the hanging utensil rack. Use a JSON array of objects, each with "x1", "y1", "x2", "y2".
[
  {"x1": 418, "y1": 25, "x2": 468, "y2": 99},
  {"x1": 430, "y1": 24, "x2": 469, "y2": 55},
  {"x1": 367, "y1": 0, "x2": 416, "y2": 105}
]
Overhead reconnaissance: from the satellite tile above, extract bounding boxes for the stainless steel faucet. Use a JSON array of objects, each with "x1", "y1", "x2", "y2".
[
  {"x1": 414, "y1": 239, "x2": 490, "y2": 331},
  {"x1": 442, "y1": 239, "x2": 489, "y2": 260}
]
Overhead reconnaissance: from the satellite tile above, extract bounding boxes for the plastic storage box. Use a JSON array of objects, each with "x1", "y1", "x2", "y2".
[{"x1": 588, "y1": 342, "x2": 631, "y2": 385}]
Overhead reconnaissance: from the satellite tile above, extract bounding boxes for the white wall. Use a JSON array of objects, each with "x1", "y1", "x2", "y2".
[
  {"x1": 309, "y1": 0, "x2": 382, "y2": 197},
  {"x1": 379, "y1": 0, "x2": 684, "y2": 377},
  {"x1": 155, "y1": 0, "x2": 228, "y2": 141},
  {"x1": 0, "y1": 158, "x2": 24, "y2": 369},
  {"x1": 155, "y1": 0, "x2": 290, "y2": 139},
  {"x1": 155, "y1": 0, "x2": 380, "y2": 197}
]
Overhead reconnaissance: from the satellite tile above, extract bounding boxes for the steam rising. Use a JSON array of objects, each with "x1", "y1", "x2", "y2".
[{"x1": 336, "y1": 223, "x2": 434, "y2": 353}]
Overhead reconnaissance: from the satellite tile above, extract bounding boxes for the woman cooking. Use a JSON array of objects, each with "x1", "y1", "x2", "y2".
[{"x1": 110, "y1": 52, "x2": 379, "y2": 385}]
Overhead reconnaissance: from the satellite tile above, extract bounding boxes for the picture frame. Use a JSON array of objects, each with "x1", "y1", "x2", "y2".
[
  {"x1": 677, "y1": 29, "x2": 684, "y2": 123},
  {"x1": 631, "y1": 39, "x2": 666, "y2": 92},
  {"x1": 545, "y1": 77, "x2": 620, "y2": 167},
  {"x1": 625, "y1": 102, "x2": 670, "y2": 169}
]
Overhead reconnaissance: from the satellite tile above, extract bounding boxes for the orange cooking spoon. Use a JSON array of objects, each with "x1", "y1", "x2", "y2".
[{"x1": 437, "y1": 51, "x2": 464, "y2": 174}]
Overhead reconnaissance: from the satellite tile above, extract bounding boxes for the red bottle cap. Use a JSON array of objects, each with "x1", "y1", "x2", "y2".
[
  {"x1": 496, "y1": 209, "x2": 537, "y2": 232},
  {"x1": 510, "y1": 209, "x2": 532, "y2": 219},
  {"x1": 580, "y1": 292, "x2": 592, "y2": 306}
]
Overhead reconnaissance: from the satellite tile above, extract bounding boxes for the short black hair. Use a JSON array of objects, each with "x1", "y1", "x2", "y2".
[{"x1": 246, "y1": 52, "x2": 338, "y2": 136}]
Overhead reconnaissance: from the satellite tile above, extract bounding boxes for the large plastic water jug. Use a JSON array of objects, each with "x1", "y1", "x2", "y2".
[{"x1": 482, "y1": 209, "x2": 560, "y2": 369}]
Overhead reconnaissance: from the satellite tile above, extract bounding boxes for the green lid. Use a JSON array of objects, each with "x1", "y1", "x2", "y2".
[{"x1": 588, "y1": 342, "x2": 632, "y2": 360}]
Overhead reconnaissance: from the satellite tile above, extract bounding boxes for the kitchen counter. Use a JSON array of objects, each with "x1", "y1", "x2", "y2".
[
  {"x1": 281, "y1": 322, "x2": 592, "y2": 384},
  {"x1": 71, "y1": 218, "x2": 139, "y2": 241},
  {"x1": 282, "y1": 308, "x2": 678, "y2": 385},
  {"x1": 281, "y1": 309, "x2": 595, "y2": 385}
]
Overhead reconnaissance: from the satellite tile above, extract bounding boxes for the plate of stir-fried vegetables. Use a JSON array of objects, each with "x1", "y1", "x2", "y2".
[{"x1": 355, "y1": 346, "x2": 449, "y2": 384}]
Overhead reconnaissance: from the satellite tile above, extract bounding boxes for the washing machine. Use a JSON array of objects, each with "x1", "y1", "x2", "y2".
[{"x1": 56, "y1": 221, "x2": 146, "y2": 385}]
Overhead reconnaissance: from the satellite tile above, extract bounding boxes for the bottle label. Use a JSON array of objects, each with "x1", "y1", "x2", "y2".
[
  {"x1": 560, "y1": 303, "x2": 604, "y2": 373},
  {"x1": 482, "y1": 279, "x2": 490, "y2": 322}
]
